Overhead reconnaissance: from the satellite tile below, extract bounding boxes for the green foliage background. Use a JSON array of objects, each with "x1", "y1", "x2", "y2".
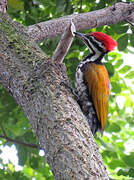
[{"x1": 0, "y1": 0, "x2": 134, "y2": 179}]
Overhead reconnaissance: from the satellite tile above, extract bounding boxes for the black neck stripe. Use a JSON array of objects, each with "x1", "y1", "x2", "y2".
[
  {"x1": 84, "y1": 39, "x2": 95, "y2": 54},
  {"x1": 82, "y1": 52, "x2": 107, "y2": 64},
  {"x1": 90, "y1": 37, "x2": 104, "y2": 52}
]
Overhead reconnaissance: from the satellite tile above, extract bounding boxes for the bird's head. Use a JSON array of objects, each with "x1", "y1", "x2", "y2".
[{"x1": 74, "y1": 31, "x2": 117, "y2": 53}]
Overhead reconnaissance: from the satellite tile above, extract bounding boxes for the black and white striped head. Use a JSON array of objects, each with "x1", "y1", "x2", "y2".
[{"x1": 74, "y1": 32, "x2": 117, "y2": 54}]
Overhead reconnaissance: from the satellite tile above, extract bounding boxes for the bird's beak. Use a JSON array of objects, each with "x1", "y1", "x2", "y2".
[
  {"x1": 74, "y1": 32, "x2": 90, "y2": 47},
  {"x1": 74, "y1": 32, "x2": 86, "y2": 40}
]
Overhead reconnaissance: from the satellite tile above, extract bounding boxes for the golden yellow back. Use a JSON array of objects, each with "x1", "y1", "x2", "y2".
[{"x1": 85, "y1": 63, "x2": 110, "y2": 131}]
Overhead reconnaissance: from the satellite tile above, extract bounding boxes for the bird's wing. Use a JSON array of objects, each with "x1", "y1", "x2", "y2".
[{"x1": 85, "y1": 63, "x2": 110, "y2": 130}]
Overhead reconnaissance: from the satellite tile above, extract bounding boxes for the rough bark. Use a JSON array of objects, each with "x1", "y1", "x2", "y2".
[
  {"x1": 0, "y1": 13, "x2": 109, "y2": 179},
  {"x1": 26, "y1": 2, "x2": 134, "y2": 42}
]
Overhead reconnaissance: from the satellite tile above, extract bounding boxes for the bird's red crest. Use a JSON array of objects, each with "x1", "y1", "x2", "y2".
[{"x1": 91, "y1": 32, "x2": 117, "y2": 51}]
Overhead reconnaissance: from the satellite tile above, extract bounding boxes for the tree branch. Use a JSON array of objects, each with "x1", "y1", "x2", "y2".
[
  {"x1": 52, "y1": 20, "x2": 76, "y2": 63},
  {"x1": 0, "y1": 124, "x2": 42, "y2": 149},
  {"x1": 0, "y1": 134, "x2": 41, "y2": 149},
  {"x1": 0, "y1": 0, "x2": 7, "y2": 13},
  {"x1": 126, "y1": 12, "x2": 134, "y2": 26},
  {"x1": 26, "y1": 2, "x2": 134, "y2": 42},
  {"x1": 0, "y1": 13, "x2": 109, "y2": 179}
]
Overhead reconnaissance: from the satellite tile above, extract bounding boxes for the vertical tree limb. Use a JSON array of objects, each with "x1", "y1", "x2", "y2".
[
  {"x1": 52, "y1": 21, "x2": 76, "y2": 63},
  {"x1": 0, "y1": 0, "x2": 7, "y2": 13}
]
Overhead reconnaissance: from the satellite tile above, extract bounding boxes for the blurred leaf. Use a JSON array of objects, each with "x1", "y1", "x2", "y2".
[
  {"x1": 99, "y1": 138, "x2": 116, "y2": 152},
  {"x1": 116, "y1": 26, "x2": 129, "y2": 34},
  {"x1": 114, "y1": 59, "x2": 123, "y2": 69},
  {"x1": 117, "y1": 169, "x2": 129, "y2": 177},
  {"x1": 128, "y1": 168, "x2": 134, "y2": 178},
  {"x1": 29, "y1": 156, "x2": 39, "y2": 169},
  {"x1": 8, "y1": 0, "x2": 24, "y2": 10},
  {"x1": 102, "y1": 150, "x2": 118, "y2": 159},
  {"x1": 23, "y1": 166, "x2": 34, "y2": 176},
  {"x1": 130, "y1": 34, "x2": 134, "y2": 47},
  {"x1": 104, "y1": 62, "x2": 115, "y2": 77},
  {"x1": 125, "y1": 71, "x2": 134, "y2": 79},
  {"x1": 111, "y1": 82, "x2": 121, "y2": 93},
  {"x1": 107, "y1": 123, "x2": 121, "y2": 133},
  {"x1": 119, "y1": 65, "x2": 131, "y2": 74},
  {"x1": 118, "y1": 168, "x2": 134, "y2": 178},
  {"x1": 122, "y1": 154, "x2": 134, "y2": 167},
  {"x1": 109, "y1": 159, "x2": 125, "y2": 169},
  {"x1": 56, "y1": 0, "x2": 66, "y2": 12},
  {"x1": 8, "y1": 163, "x2": 15, "y2": 172},
  {"x1": 17, "y1": 146, "x2": 28, "y2": 166},
  {"x1": 117, "y1": 34, "x2": 128, "y2": 51}
]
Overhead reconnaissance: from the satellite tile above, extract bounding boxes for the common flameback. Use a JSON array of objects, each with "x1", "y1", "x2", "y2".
[{"x1": 74, "y1": 32, "x2": 117, "y2": 135}]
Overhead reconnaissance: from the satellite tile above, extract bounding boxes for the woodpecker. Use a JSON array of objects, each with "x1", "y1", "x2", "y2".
[{"x1": 74, "y1": 32, "x2": 117, "y2": 135}]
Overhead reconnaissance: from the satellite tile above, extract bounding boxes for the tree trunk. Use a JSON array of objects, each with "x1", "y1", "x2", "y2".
[{"x1": 0, "y1": 13, "x2": 109, "y2": 179}]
